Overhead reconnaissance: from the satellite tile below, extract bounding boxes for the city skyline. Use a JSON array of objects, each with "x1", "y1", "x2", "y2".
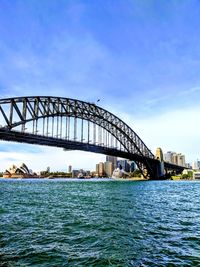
[{"x1": 0, "y1": 1, "x2": 200, "y2": 171}]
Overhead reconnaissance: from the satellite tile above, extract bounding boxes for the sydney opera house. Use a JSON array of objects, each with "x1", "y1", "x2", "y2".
[{"x1": 3, "y1": 163, "x2": 38, "y2": 178}]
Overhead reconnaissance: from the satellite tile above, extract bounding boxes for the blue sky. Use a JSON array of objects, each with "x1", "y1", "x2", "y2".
[{"x1": 0, "y1": 0, "x2": 200, "y2": 171}]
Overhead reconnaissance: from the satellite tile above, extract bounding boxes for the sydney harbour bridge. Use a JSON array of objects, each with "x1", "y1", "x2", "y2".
[{"x1": 0, "y1": 96, "x2": 184, "y2": 179}]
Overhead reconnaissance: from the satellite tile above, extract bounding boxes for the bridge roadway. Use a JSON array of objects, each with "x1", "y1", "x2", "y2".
[{"x1": 0, "y1": 129, "x2": 185, "y2": 179}]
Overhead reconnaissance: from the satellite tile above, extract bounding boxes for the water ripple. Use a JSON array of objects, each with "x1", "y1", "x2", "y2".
[{"x1": 0, "y1": 179, "x2": 200, "y2": 266}]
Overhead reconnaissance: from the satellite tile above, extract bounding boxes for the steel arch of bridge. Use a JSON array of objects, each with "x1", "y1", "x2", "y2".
[{"x1": 0, "y1": 96, "x2": 159, "y2": 179}]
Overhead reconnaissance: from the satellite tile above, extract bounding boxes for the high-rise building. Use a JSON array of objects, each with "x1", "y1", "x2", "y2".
[
  {"x1": 68, "y1": 165, "x2": 72, "y2": 173},
  {"x1": 172, "y1": 153, "x2": 178, "y2": 165},
  {"x1": 104, "y1": 161, "x2": 113, "y2": 177},
  {"x1": 99, "y1": 162, "x2": 104, "y2": 177},
  {"x1": 117, "y1": 160, "x2": 130, "y2": 172},
  {"x1": 96, "y1": 164, "x2": 99, "y2": 175},
  {"x1": 155, "y1": 148, "x2": 164, "y2": 161},
  {"x1": 164, "y1": 151, "x2": 174, "y2": 163},
  {"x1": 177, "y1": 154, "x2": 185, "y2": 167},
  {"x1": 192, "y1": 160, "x2": 200, "y2": 170},
  {"x1": 171, "y1": 153, "x2": 186, "y2": 166},
  {"x1": 129, "y1": 161, "x2": 136, "y2": 172},
  {"x1": 106, "y1": 156, "x2": 117, "y2": 169},
  {"x1": 164, "y1": 151, "x2": 186, "y2": 167}
]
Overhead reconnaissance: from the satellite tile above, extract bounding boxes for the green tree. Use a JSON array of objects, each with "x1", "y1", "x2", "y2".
[
  {"x1": 133, "y1": 169, "x2": 142, "y2": 177},
  {"x1": 181, "y1": 174, "x2": 189, "y2": 179}
]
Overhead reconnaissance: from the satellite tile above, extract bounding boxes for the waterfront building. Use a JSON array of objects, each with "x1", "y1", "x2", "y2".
[
  {"x1": 85, "y1": 170, "x2": 91, "y2": 176},
  {"x1": 112, "y1": 168, "x2": 123, "y2": 178},
  {"x1": 117, "y1": 160, "x2": 130, "y2": 172},
  {"x1": 72, "y1": 169, "x2": 79, "y2": 178},
  {"x1": 90, "y1": 171, "x2": 97, "y2": 178},
  {"x1": 193, "y1": 172, "x2": 200, "y2": 179},
  {"x1": 155, "y1": 148, "x2": 164, "y2": 161},
  {"x1": 106, "y1": 156, "x2": 117, "y2": 169},
  {"x1": 104, "y1": 161, "x2": 113, "y2": 177},
  {"x1": 71, "y1": 169, "x2": 91, "y2": 178},
  {"x1": 3, "y1": 163, "x2": 38, "y2": 178},
  {"x1": 79, "y1": 169, "x2": 84, "y2": 174}
]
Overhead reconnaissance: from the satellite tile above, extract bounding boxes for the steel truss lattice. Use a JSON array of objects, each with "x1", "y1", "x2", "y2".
[{"x1": 0, "y1": 96, "x2": 164, "y2": 179}]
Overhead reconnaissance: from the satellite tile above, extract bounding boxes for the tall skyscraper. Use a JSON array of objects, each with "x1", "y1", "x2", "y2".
[
  {"x1": 104, "y1": 161, "x2": 113, "y2": 177},
  {"x1": 177, "y1": 154, "x2": 185, "y2": 167},
  {"x1": 106, "y1": 156, "x2": 117, "y2": 169},
  {"x1": 117, "y1": 160, "x2": 130, "y2": 172},
  {"x1": 99, "y1": 162, "x2": 104, "y2": 177},
  {"x1": 164, "y1": 151, "x2": 186, "y2": 167},
  {"x1": 129, "y1": 161, "x2": 136, "y2": 172},
  {"x1": 164, "y1": 151, "x2": 173, "y2": 163},
  {"x1": 96, "y1": 164, "x2": 99, "y2": 175},
  {"x1": 68, "y1": 165, "x2": 72, "y2": 173},
  {"x1": 172, "y1": 153, "x2": 178, "y2": 165}
]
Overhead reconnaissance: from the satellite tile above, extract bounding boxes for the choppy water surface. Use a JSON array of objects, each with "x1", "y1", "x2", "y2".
[{"x1": 0, "y1": 179, "x2": 200, "y2": 266}]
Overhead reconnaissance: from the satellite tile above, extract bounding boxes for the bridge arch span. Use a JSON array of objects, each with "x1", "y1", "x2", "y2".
[{"x1": 0, "y1": 96, "x2": 157, "y2": 178}]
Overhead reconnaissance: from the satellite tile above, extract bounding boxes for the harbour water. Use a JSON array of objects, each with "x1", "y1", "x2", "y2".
[{"x1": 0, "y1": 179, "x2": 200, "y2": 266}]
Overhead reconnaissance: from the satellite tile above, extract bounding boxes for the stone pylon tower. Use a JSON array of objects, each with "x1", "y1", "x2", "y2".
[{"x1": 155, "y1": 147, "x2": 165, "y2": 178}]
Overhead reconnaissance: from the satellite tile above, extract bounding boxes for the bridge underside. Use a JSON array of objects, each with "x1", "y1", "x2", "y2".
[
  {"x1": 164, "y1": 162, "x2": 185, "y2": 175},
  {"x1": 0, "y1": 129, "x2": 155, "y2": 163}
]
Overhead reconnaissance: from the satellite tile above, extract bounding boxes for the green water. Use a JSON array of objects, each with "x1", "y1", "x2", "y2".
[{"x1": 0, "y1": 179, "x2": 200, "y2": 266}]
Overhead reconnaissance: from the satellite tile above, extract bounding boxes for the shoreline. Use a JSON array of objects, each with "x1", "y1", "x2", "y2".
[{"x1": 112, "y1": 177, "x2": 146, "y2": 181}]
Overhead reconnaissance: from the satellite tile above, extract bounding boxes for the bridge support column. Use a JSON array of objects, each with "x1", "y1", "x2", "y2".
[
  {"x1": 149, "y1": 160, "x2": 165, "y2": 180},
  {"x1": 157, "y1": 161, "x2": 165, "y2": 178}
]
